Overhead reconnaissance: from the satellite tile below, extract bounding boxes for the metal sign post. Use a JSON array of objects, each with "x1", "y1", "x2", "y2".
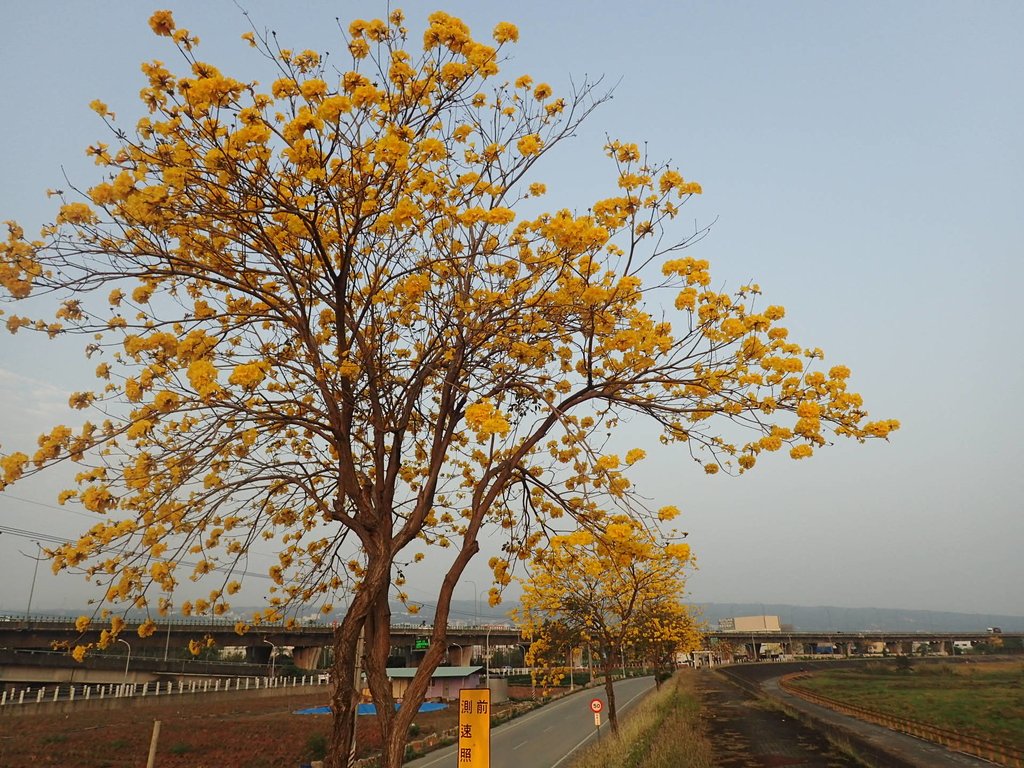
[{"x1": 590, "y1": 698, "x2": 603, "y2": 739}]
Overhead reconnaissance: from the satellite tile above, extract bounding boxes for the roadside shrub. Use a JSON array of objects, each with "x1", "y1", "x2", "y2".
[
  {"x1": 894, "y1": 656, "x2": 914, "y2": 673},
  {"x1": 306, "y1": 732, "x2": 328, "y2": 761}
]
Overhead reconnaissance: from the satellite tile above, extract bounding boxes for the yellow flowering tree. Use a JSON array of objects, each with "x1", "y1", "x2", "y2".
[
  {"x1": 0, "y1": 9, "x2": 896, "y2": 767},
  {"x1": 630, "y1": 596, "x2": 701, "y2": 688},
  {"x1": 516, "y1": 520, "x2": 698, "y2": 732}
]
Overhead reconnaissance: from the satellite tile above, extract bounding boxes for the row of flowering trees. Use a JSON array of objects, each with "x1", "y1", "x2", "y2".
[{"x1": 516, "y1": 517, "x2": 700, "y2": 732}]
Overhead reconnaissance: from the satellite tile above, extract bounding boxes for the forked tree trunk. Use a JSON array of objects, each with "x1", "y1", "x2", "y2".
[
  {"x1": 324, "y1": 547, "x2": 476, "y2": 767},
  {"x1": 325, "y1": 557, "x2": 392, "y2": 768}
]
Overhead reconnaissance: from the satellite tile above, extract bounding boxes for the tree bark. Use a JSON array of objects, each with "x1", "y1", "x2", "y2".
[
  {"x1": 326, "y1": 610, "x2": 364, "y2": 768},
  {"x1": 602, "y1": 654, "x2": 619, "y2": 734}
]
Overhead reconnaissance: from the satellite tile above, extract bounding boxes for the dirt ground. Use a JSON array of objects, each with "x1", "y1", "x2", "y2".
[
  {"x1": 697, "y1": 671, "x2": 865, "y2": 768},
  {"x1": 0, "y1": 690, "x2": 464, "y2": 768}
]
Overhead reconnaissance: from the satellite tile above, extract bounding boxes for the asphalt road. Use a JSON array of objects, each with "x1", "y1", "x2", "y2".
[{"x1": 405, "y1": 676, "x2": 655, "y2": 768}]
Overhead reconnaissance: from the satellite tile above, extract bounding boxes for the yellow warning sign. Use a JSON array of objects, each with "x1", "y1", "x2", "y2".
[{"x1": 457, "y1": 688, "x2": 490, "y2": 767}]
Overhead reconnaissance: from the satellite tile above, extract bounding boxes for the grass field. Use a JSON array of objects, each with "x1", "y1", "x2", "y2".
[
  {"x1": 569, "y1": 671, "x2": 712, "y2": 768},
  {"x1": 794, "y1": 660, "x2": 1024, "y2": 747}
]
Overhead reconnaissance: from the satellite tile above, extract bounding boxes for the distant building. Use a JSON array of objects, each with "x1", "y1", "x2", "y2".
[
  {"x1": 387, "y1": 666, "x2": 485, "y2": 702},
  {"x1": 718, "y1": 615, "x2": 782, "y2": 632}
]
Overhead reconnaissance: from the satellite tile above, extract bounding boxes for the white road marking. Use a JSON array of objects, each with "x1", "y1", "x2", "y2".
[{"x1": 548, "y1": 684, "x2": 652, "y2": 768}]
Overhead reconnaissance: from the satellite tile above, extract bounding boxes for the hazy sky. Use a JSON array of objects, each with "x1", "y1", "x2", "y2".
[{"x1": 0, "y1": 1, "x2": 1021, "y2": 621}]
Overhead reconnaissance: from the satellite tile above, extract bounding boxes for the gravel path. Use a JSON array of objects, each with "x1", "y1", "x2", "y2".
[{"x1": 697, "y1": 670, "x2": 865, "y2": 768}]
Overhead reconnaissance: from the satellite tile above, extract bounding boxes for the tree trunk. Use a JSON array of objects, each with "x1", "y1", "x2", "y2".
[
  {"x1": 365, "y1": 589, "x2": 397, "y2": 766},
  {"x1": 323, "y1": 503, "x2": 480, "y2": 767},
  {"x1": 325, "y1": 556, "x2": 392, "y2": 768},
  {"x1": 326, "y1": 610, "x2": 365, "y2": 768},
  {"x1": 602, "y1": 655, "x2": 619, "y2": 734}
]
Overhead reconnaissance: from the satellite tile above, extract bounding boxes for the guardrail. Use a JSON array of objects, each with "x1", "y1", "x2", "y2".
[
  {"x1": 779, "y1": 672, "x2": 1024, "y2": 768},
  {"x1": 1, "y1": 673, "x2": 328, "y2": 713}
]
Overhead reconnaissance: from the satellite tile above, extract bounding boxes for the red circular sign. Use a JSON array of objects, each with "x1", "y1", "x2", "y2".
[{"x1": 590, "y1": 698, "x2": 603, "y2": 713}]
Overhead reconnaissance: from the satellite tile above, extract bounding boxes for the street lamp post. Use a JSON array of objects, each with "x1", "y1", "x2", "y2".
[
  {"x1": 117, "y1": 638, "x2": 132, "y2": 688},
  {"x1": 485, "y1": 626, "x2": 492, "y2": 683},
  {"x1": 163, "y1": 621, "x2": 172, "y2": 662},
  {"x1": 263, "y1": 639, "x2": 277, "y2": 677},
  {"x1": 568, "y1": 648, "x2": 575, "y2": 691}
]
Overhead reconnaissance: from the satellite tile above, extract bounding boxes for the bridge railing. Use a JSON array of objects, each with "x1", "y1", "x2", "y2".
[
  {"x1": 0, "y1": 673, "x2": 329, "y2": 714},
  {"x1": 0, "y1": 615, "x2": 520, "y2": 633}
]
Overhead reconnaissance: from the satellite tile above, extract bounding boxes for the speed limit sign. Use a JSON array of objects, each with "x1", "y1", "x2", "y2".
[{"x1": 590, "y1": 698, "x2": 603, "y2": 713}]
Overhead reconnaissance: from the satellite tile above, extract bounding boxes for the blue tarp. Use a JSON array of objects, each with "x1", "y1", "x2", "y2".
[{"x1": 294, "y1": 702, "x2": 448, "y2": 715}]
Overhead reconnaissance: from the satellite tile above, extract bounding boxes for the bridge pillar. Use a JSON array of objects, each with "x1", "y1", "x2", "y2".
[
  {"x1": 447, "y1": 645, "x2": 472, "y2": 666},
  {"x1": 246, "y1": 645, "x2": 272, "y2": 665},
  {"x1": 293, "y1": 645, "x2": 323, "y2": 670}
]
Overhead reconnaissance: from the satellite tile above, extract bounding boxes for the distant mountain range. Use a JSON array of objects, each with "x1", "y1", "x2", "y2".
[
  {"x1": 691, "y1": 603, "x2": 1024, "y2": 633},
  {"x1": 20, "y1": 599, "x2": 1024, "y2": 633},
  {"x1": 403, "y1": 599, "x2": 1024, "y2": 633}
]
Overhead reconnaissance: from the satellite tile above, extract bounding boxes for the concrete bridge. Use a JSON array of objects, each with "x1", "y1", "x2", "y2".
[
  {"x1": 704, "y1": 629, "x2": 1022, "y2": 660},
  {"x1": 0, "y1": 615, "x2": 523, "y2": 678}
]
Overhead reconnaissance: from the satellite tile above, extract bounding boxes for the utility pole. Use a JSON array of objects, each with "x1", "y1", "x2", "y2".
[
  {"x1": 349, "y1": 627, "x2": 365, "y2": 767},
  {"x1": 25, "y1": 542, "x2": 42, "y2": 617}
]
